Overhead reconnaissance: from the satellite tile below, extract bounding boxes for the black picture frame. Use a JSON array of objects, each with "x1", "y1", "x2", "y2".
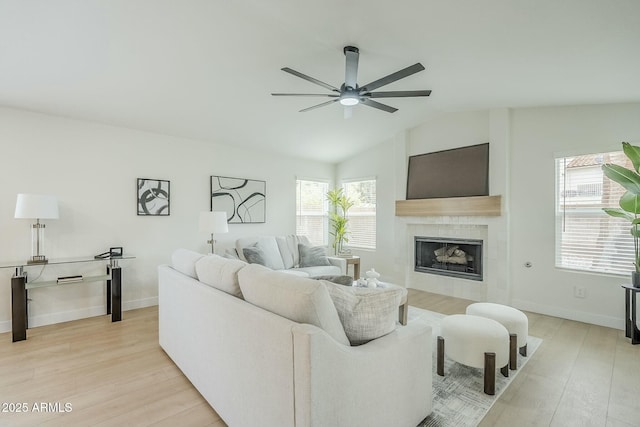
[
  {"x1": 137, "y1": 178, "x2": 170, "y2": 216},
  {"x1": 210, "y1": 175, "x2": 266, "y2": 223}
]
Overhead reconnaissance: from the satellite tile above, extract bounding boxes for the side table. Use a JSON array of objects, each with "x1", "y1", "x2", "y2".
[
  {"x1": 344, "y1": 256, "x2": 361, "y2": 280},
  {"x1": 622, "y1": 284, "x2": 640, "y2": 345}
]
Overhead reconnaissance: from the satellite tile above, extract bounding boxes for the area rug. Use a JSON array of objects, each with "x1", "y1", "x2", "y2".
[{"x1": 407, "y1": 306, "x2": 542, "y2": 427}]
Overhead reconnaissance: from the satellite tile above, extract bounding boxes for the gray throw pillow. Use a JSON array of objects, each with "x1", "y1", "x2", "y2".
[
  {"x1": 314, "y1": 275, "x2": 353, "y2": 286},
  {"x1": 322, "y1": 281, "x2": 405, "y2": 345},
  {"x1": 298, "y1": 244, "x2": 330, "y2": 267},
  {"x1": 243, "y1": 246, "x2": 268, "y2": 267}
]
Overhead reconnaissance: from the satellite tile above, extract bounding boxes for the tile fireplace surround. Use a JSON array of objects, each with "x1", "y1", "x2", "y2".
[{"x1": 401, "y1": 218, "x2": 509, "y2": 304}]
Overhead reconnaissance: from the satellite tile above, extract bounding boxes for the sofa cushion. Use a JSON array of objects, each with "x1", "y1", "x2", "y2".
[
  {"x1": 295, "y1": 265, "x2": 341, "y2": 277},
  {"x1": 299, "y1": 244, "x2": 330, "y2": 267},
  {"x1": 276, "y1": 235, "x2": 296, "y2": 269},
  {"x1": 171, "y1": 248, "x2": 204, "y2": 279},
  {"x1": 314, "y1": 275, "x2": 354, "y2": 286},
  {"x1": 322, "y1": 281, "x2": 406, "y2": 345},
  {"x1": 195, "y1": 254, "x2": 246, "y2": 298},
  {"x1": 238, "y1": 264, "x2": 350, "y2": 346}
]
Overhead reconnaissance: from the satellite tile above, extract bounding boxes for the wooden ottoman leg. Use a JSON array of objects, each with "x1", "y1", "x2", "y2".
[
  {"x1": 501, "y1": 364, "x2": 509, "y2": 378},
  {"x1": 520, "y1": 343, "x2": 528, "y2": 357},
  {"x1": 399, "y1": 302, "x2": 408, "y2": 326},
  {"x1": 509, "y1": 333, "x2": 517, "y2": 370},
  {"x1": 484, "y1": 352, "x2": 496, "y2": 395},
  {"x1": 437, "y1": 336, "x2": 445, "y2": 376}
]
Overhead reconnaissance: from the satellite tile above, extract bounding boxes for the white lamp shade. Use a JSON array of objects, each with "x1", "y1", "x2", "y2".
[
  {"x1": 199, "y1": 211, "x2": 229, "y2": 234},
  {"x1": 15, "y1": 194, "x2": 59, "y2": 219}
]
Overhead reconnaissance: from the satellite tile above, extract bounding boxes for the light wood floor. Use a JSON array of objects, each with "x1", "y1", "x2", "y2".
[{"x1": 1, "y1": 289, "x2": 639, "y2": 427}]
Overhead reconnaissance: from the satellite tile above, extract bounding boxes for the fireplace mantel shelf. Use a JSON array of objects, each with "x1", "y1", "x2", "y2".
[{"x1": 395, "y1": 195, "x2": 502, "y2": 217}]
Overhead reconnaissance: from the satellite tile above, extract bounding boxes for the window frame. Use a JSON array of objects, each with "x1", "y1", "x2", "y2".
[
  {"x1": 555, "y1": 150, "x2": 635, "y2": 277},
  {"x1": 341, "y1": 177, "x2": 377, "y2": 250},
  {"x1": 295, "y1": 178, "x2": 329, "y2": 247}
]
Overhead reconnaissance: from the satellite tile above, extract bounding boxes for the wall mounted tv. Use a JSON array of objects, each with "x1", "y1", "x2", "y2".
[{"x1": 406, "y1": 143, "x2": 489, "y2": 199}]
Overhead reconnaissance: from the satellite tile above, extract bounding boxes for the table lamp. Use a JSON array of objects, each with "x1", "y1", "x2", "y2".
[
  {"x1": 14, "y1": 193, "x2": 59, "y2": 264},
  {"x1": 199, "y1": 211, "x2": 229, "y2": 254}
]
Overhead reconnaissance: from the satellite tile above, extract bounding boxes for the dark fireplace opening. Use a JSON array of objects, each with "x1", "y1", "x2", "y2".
[{"x1": 415, "y1": 236, "x2": 483, "y2": 281}]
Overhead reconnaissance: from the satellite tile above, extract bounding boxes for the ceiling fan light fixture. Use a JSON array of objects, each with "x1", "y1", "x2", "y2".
[{"x1": 339, "y1": 96, "x2": 359, "y2": 106}]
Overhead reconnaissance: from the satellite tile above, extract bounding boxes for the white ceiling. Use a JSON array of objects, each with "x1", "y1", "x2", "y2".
[{"x1": 1, "y1": 0, "x2": 639, "y2": 163}]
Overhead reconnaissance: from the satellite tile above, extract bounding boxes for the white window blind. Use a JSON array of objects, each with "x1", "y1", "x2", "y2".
[
  {"x1": 296, "y1": 179, "x2": 328, "y2": 246},
  {"x1": 343, "y1": 179, "x2": 376, "y2": 249},
  {"x1": 555, "y1": 150, "x2": 635, "y2": 275}
]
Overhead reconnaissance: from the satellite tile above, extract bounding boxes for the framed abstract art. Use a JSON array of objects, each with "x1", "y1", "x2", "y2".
[
  {"x1": 137, "y1": 178, "x2": 170, "y2": 216},
  {"x1": 210, "y1": 175, "x2": 265, "y2": 223}
]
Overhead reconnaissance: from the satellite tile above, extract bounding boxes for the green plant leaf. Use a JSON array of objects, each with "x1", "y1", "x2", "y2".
[
  {"x1": 623, "y1": 142, "x2": 640, "y2": 173},
  {"x1": 620, "y1": 191, "x2": 640, "y2": 214},
  {"x1": 631, "y1": 224, "x2": 640, "y2": 238},
  {"x1": 603, "y1": 208, "x2": 635, "y2": 221},
  {"x1": 602, "y1": 163, "x2": 640, "y2": 194}
]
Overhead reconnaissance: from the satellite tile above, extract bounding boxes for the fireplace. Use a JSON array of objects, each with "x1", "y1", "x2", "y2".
[{"x1": 414, "y1": 236, "x2": 483, "y2": 281}]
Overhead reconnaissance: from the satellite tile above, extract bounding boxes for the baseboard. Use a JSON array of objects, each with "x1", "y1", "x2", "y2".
[
  {"x1": 0, "y1": 319, "x2": 10, "y2": 335},
  {"x1": 123, "y1": 296, "x2": 158, "y2": 311},
  {"x1": 0, "y1": 297, "x2": 159, "y2": 334},
  {"x1": 512, "y1": 298, "x2": 624, "y2": 331}
]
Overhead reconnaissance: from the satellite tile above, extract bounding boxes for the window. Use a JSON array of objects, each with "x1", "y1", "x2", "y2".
[
  {"x1": 342, "y1": 179, "x2": 376, "y2": 249},
  {"x1": 296, "y1": 179, "x2": 328, "y2": 246},
  {"x1": 555, "y1": 150, "x2": 634, "y2": 275}
]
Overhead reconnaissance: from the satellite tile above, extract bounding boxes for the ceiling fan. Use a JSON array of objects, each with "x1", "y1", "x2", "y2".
[{"x1": 272, "y1": 46, "x2": 431, "y2": 113}]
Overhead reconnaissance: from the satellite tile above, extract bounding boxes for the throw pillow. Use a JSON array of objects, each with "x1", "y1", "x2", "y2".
[
  {"x1": 322, "y1": 281, "x2": 406, "y2": 346},
  {"x1": 243, "y1": 246, "x2": 268, "y2": 267},
  {"x1": 238, "y1": 264, "x2": 350, "y2": 346},
  {"x1": 171, "y1": 248, "x2": 204, "y2": 279},
  {"x1": 298, "y1": 244, "x2": 331, "y2": 267},
  {"x1": 314, "y1": 275, "x2": 354, "y2": 286},
  {"x1": 222, "y1": 248, "x2": 240, "y2": 260},
  {"x1": 243, "y1": 237, "x2": 286, "y2": 270},
  {"x1": 195, "y1": 254, "x2": 246, "y2": 298}
]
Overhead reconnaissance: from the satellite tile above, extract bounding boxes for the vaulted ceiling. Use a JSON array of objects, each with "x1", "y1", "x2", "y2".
[{"x1": 1, "y1": 0, "x2": 639, "y2": 163}]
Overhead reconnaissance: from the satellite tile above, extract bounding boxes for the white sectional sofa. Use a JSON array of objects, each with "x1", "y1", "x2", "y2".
[
  {"x1": 159, "y1": 249, "x2": 433, "y2": 427},
  {"x1": 232, "y1": 234, "x2": 347, "y2": 277}
]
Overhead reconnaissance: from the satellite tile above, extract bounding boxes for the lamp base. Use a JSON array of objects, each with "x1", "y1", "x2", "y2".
[
  {"x1": 27, "y1": 255, "x2": 48, "y2": 265},
  {"x1": 207, "y1": 236, "x2": 217, "y2": 255}
]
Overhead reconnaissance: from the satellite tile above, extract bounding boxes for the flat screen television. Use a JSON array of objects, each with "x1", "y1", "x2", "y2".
[{"x1": 406, "y1": 143, "x2": 489, "y2": 199}]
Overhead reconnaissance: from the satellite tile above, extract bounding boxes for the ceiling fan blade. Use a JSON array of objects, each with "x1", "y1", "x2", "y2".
[
  {"x1": 360, "y1": 63, "x2": 425, "y2": 93},
  {"x1": 344, "y1": 46, "x2": 359, "y2": 89},
  {"x1": 368, "y1": 90, "x2": 432, "y2": 98},
  {"x1": 281, "y1": 67, "x2": 340, "y2": 92},
  {"x1": 360, "y1": 98, "x2": 398, "y2": 113},
  {"x1": 299, "y1": 99, "x2": 340, "y2": 112},
  {"x1": 272, "y1": 93, "x2": 339, "y2": 97}
]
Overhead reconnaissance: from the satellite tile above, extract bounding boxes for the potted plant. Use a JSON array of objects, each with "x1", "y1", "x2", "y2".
[
  {"x1": 602, "y1": 142, "x2": 640, "y2": 287},
  {"x1": 326, "y1": 188, "x2": 354, "y2": 255}
]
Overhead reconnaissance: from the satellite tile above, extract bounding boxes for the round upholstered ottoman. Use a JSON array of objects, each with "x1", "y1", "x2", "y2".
[
  {"x1": 466, "y1": 302, "x2": 529, "y2": 370},
  {"x1": 437, "y1": 314, "x2": 509, "y2": 395}
]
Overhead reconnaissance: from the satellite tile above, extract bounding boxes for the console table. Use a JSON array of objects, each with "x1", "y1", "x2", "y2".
[
  {"x1": 622, "y1": 284, "x2": 640, "y2": 345},
  {"x1": 0, "y1": 255, "x2": 134, "y2": 342}
]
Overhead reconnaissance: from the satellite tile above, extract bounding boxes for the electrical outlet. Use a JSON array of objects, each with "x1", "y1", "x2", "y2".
[{"x1": 574, "y1": 286, "x2": 586, "y2": 298}]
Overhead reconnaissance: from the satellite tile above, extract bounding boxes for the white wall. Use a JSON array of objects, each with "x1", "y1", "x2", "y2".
[
  {"x1": 510, "y1": 103, "x2": 640, "y2": 329},
  {"x1": 0, "y1": 107, "x2": 334, "y2": 332},
  {"x1": 338, "y1": 102, "x2": 640, "y2": 330},
  {"x1": 336, "y1": 134, "x2": 400, "y2": 282}
]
